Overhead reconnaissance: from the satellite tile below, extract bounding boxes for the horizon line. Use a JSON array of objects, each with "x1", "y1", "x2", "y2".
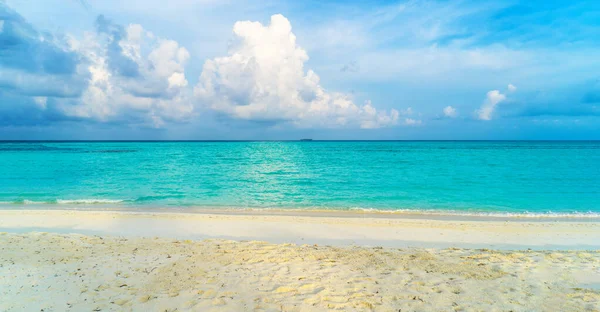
[{"x1": 2, "y1": 139, "x2": 600, "y2": 143}]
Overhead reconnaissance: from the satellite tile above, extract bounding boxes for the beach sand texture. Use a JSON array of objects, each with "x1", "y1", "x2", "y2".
[{"x1": 1, "y1": 232, "x2": 599, "y2": 312}]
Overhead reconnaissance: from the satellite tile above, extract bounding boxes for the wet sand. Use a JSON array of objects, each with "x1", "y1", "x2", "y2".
[{"x1": 1, "y1": 209, "x2": 600, "y2": 249}]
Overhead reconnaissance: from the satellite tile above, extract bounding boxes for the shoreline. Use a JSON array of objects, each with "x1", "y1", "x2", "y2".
[
  {"x1": 2, "y1": 204, "x2": 600, "y2": 221},
  {"x1": 2, "y1": 209, "x2": 600, "y2": 250}
]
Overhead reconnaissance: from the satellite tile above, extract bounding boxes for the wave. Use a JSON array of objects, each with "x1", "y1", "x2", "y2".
[
  {"x1": 198, "y1": 206, "x2": 600, "y2": 218},
  {"x1": 23, "y1": 200, "x2": 47, "y2": 204},
  {"x1": 1, "y1": 199, "x2": 50, "y2": 205},
  {"x1": 56, "y1": 199, "x2": 125, "y2": 204},
  {"x1": 0, "y1": 200, "x2": 599, "y2": 218},
  {"x1": 0, "y1": 199, "x2": 126, "y2": 205},
  {"x1": 346, "y1": 207, "x2": 600, "y2": 218},
  {"x1": 133, "y1": 195, "x2": 184, "y2": 202}
]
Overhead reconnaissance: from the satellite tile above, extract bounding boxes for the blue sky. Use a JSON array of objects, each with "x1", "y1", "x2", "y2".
[{"x1": 1, "y1": 0, "x2": 599, "y2": 139}]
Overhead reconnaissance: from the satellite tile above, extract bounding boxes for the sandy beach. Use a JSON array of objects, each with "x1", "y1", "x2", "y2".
[{"x1": 1, "y1": 210, "x2": 599, "y2": 311}]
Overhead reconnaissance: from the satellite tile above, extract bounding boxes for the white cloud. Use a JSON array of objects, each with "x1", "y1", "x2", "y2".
[
  {"x1": 194, "y1": 14, "x2": 402, "y2": 129},
  {"x1": 61, "y1": 23, "x2": 194, "y2": 126},
  {"x1": 147, "y1": 39, "x2": 190, "y2": 79},
  {"x1": 404, "y1": 118, "x2": 421, "y2": 125},
  {"x1": 443, "y1": 106, "x2": 457, "y2": 118},
  {"x1": 168, "y1": 72, "x2": 188, "y2": 88},
  {"x1": 476, "y1": 84, "x2": 515, "y2": 120},
  {"x1": 476, "y1": 90, "x2": 505, "y2": 121},
  {"x1": 0, "y1": 20, "x2": 4, "y2": 33},
  {"x1": 126, "y1": 24, "x2": 144, "y2": 43}
]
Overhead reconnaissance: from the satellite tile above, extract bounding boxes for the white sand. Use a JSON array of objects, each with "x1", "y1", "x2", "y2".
[
  {"x1": 1, "y1": 209, "x2": 600, "y2": 249},
  {"x1": 1, "y1": 210, "x2": 599, "y2": 311}
]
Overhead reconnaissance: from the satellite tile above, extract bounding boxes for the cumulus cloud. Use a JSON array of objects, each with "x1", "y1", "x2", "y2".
[
  {"x1": 476, "y1": 84, "x2": 516, "y2": 120},
  {"x1": 62, "y1": 17, "x2": 194, "y2": 126},
  {"x1": 0, "y1": 3, "x2": 194, "y2": 128},
  {"x1": 194, "y1": 14, "x2": 403, "y2": 129},
  {"x1": 477, "y1": 90, "x2": 506, "y2": 120},
  {"x1": 443, "y1": 106, "x2": 457, "y2": 118},
  {"x1": 1, "y1": 6, "x2": 412, "y2": 130}
]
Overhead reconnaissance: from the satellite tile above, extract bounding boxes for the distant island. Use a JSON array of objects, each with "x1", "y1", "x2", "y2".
[{"x1": 300, "y1": 139, "x2": 313, "y2": 141}]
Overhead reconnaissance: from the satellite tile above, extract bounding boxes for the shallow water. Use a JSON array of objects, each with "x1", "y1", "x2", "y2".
[{"x1": 1, "y1": 141, "x2": 599, "y2": 216}]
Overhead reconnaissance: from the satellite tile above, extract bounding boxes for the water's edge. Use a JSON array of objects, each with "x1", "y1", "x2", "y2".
[{"x1": 2, "y1": 205, "x2": 600, "y2": 222}]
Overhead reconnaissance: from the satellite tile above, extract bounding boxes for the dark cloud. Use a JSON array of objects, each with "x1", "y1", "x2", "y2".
[
  {"x1": 95, "y1": 15, "x2": 140, "y2": 77},
  {"x1": 0, "y1": 4, "x2": 80, "y2": 75},
  {"x1": 0, "y1": 3, "x2": 88, "y2": 98},
  {"x1": 0, "y1": 4, "x2": 93, "y2": 128},
  {"x1": 0, "y1": 91, "x2": 75, "y2": 126}
]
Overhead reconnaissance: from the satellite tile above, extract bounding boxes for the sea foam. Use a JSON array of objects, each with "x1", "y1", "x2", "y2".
[{"x1": 56, "y1": 199, "x2": 125, "y2": 204}]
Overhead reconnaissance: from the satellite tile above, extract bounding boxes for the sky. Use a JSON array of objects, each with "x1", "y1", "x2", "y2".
[{"x1": 1, "y1": 0, "x2": 599, "y2": 140}]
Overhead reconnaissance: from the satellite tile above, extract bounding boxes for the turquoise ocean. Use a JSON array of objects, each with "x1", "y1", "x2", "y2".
[{"x1": 1, "y1": 141, "x2": 599, "y2": 216}]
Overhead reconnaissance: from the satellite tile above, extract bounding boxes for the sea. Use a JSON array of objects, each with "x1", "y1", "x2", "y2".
[{"x1": 1, "y1": 141, "x2": 599, "y2": 217}]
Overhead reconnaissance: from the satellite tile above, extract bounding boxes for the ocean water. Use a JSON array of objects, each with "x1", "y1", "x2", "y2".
[{"x1": 1, "y1": 141, "x2": 599, "y2": 216}]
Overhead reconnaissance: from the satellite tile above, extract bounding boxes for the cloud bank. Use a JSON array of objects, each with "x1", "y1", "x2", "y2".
[{"x1": 0, "y1": 6, "x2": 406, "y2": 130}]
